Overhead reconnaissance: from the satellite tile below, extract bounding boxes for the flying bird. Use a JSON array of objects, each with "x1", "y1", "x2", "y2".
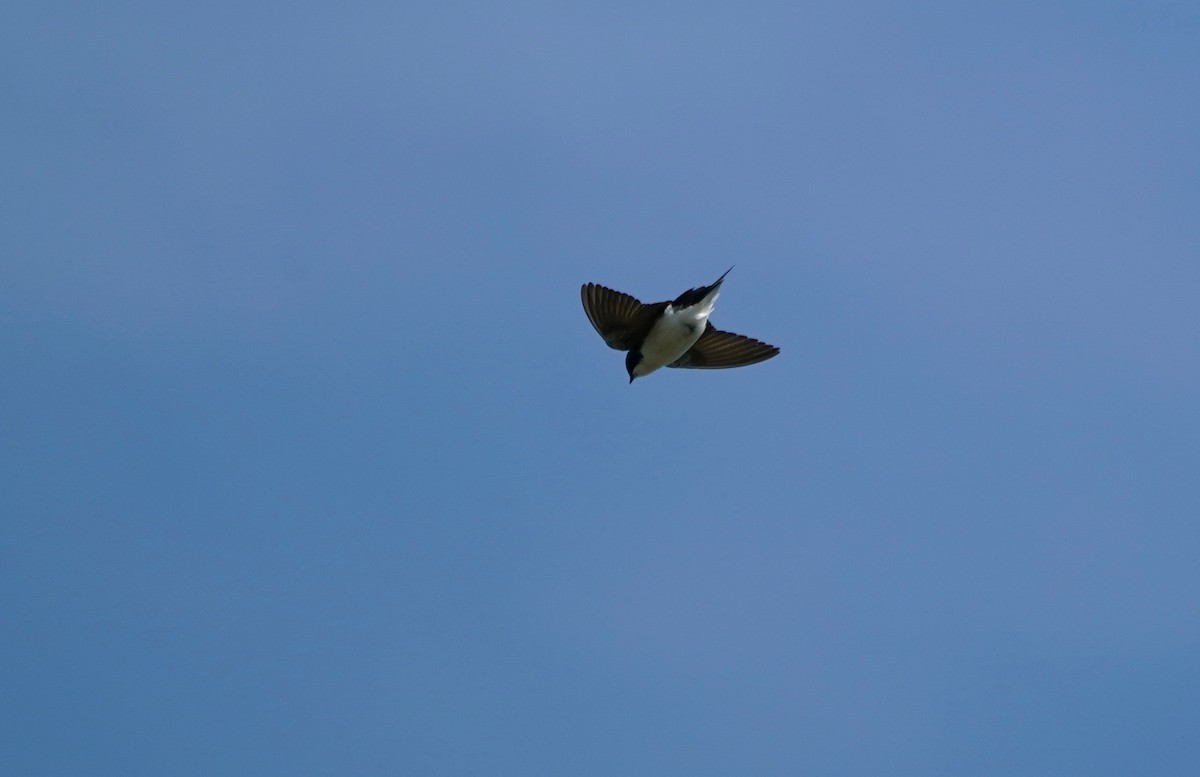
[{"x1": 581, "y1": 268, "x2": 779, "y2": 383}]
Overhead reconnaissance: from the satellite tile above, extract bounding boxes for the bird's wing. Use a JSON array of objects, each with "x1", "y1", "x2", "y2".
[
  {"x1": 669, "y1": 322, "x2": 780, "y2": 369},
  {"x1": 581, "y1": 283, "x2": 655, "y2": 351}
]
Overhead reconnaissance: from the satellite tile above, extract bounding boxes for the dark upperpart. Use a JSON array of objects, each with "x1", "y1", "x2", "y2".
[{"x1": 670, "y1": 266, "x2": 733, "y2": 309}]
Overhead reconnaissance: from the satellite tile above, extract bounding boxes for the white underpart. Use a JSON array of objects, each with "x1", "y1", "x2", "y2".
[{"x1": 632, "y1": 286, "x2": 720, "y2": 378}]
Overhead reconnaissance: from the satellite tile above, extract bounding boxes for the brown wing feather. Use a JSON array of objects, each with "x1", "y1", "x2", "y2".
[
  {"x1": 669, "y1": 323, "x2": 780, "y2": 369},
  {"x1": 580, "y1": 283, "x2": 654, "y2": 351}
]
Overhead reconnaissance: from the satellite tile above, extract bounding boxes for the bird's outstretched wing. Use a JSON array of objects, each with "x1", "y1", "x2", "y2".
[
  {"x1": 581, "y1": 283, "x2": 659, "y2": 351},
  {"x1": 669, "y1": 322, "x2": 780, "y2": 369}
]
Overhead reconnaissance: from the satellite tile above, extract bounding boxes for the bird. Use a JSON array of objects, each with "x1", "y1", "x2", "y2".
[{"x1": 581, "y1": 267, "x2": 780, "y2": 383}]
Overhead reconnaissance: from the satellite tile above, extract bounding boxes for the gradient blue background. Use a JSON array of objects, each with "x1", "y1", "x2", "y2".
[{"x1": 3, "y1": 2, "x2": 1198, "y2": 775}]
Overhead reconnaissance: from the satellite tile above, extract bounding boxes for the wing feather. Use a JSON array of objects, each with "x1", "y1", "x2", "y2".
[
  {"x1": 580, "y1": 283, "x2": 651, "y2": 351},
  {"x1": 669, "y1": 323, "x2": 779, "y2": 369}
]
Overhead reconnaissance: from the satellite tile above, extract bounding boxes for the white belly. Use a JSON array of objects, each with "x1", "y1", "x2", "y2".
[{"x1": 632, "y1": 301, "x2": 714, "y2": 378}]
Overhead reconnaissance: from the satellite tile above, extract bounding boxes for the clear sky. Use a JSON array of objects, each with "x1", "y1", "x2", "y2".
[{"x1": 3, "y1": 2, "x2": 1198, "y2": 775}]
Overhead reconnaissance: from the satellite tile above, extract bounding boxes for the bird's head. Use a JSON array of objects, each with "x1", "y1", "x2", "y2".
[{"x1": 625, "y1": 350, "x2": 642, "y2": 384}]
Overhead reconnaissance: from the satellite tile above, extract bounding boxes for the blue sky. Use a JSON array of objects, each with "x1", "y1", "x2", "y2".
[{"x1": 3, "y1": 2, "x2": 1198, "y2": 775}]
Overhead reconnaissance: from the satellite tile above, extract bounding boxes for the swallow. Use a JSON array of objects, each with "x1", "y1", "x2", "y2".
[{"x1": 581, "y1": 268, "x2": 779, "y2": 382}]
